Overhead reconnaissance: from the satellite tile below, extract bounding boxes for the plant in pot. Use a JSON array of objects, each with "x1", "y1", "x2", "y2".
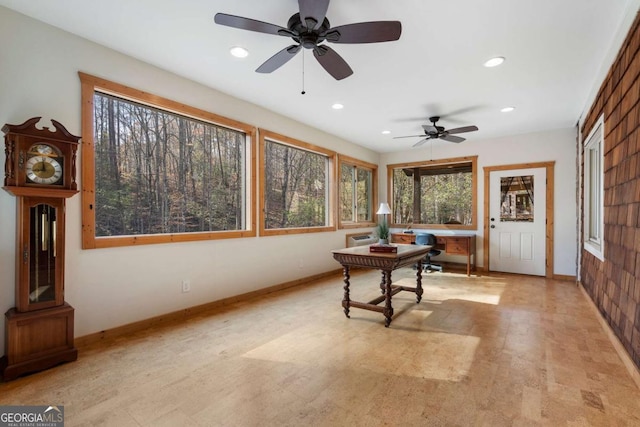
[{"x1": 376, "y1": 221, "x2": 390, "y2": 245}]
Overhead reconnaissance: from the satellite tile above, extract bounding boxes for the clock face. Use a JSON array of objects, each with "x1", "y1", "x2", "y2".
[{"x1": 25, "y1": 144, "x2": 63, "y2": 185}]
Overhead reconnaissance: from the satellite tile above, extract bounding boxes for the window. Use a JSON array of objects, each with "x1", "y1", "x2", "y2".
[
  {"x1": 259, "y1": 129, "x2": 336, "y2": 236},
  {"x1": 583, "y1": 115, "x2": 604, "y2": 260},
  {"x1": 338, "y1": 155, "x2": 377, "y2": 228},
  {"x1": 79, "y1": 73, "x2": 256, "y2": 248},
  {"x1": 387, "y1": 156, "x2": 477, "y2": 229}
]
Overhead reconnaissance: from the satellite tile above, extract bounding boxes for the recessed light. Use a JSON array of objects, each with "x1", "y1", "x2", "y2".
[
  {"x1": 501, "y1": 106, "x2": 515, "y2": 113},
  {"x1": 331, "y1": 103, "x2": 344, "y2": 110},
  {"x1": 382, "y1": 130, "x2": 391, "y2": 135},
  {"x1": 230, "y1": 46, "x2": 249, "y2": 58},
  {"x1": 484, "y1": 56, "x2": 505, "y2": 67}
]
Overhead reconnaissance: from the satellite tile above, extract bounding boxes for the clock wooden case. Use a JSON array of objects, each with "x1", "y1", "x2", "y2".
[{"x1": 1, "y1": 117, "x2": 79, "y2": 381}]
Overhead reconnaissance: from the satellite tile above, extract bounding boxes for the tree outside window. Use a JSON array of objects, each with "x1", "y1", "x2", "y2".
[
  {"x1": 339, "y1": 156, "x2": 377, "y2": 228},
  {"x1": 388, "y1": 156, "x2": 477, "y2": 229},
  {"x1": 80, "y1": 73, "x2": 256, "y2": 248},
  {"x1": 259, "y1": 129, "x2": 336, "y2": 235}
]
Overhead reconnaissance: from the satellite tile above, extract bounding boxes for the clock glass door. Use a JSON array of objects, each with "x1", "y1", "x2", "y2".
[
  {"x1": 18, "y1": 197, "x2": 65, "y2": 311},
  {"x1": 29, "y1": 203, "x2": 57, "y2": 304}
]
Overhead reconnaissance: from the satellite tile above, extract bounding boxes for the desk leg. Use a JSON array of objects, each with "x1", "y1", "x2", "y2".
[
  {"x1": 415, "y1": 263, "x2": 423, "y2": 303},
  {"x1": 341, "y1": 266, "x2": 351, "y2": 318},
  {"x1": 379, "y1": 271, "x2": 385, "y2": 294},
  {"x1": 383, "y1": 270, "x2": 394, "y2": 327}
]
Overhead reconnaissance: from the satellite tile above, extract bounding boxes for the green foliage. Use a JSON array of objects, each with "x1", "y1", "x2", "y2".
[
  {"x1": 264, "y1": 140, "x2": 327, "y2": 229},
  {"x1": 392, "y1": 167, "x2": 473, "y2": 225},
  {"x1": 376, "y1": 221, "x2": 389, "y2": 240}
]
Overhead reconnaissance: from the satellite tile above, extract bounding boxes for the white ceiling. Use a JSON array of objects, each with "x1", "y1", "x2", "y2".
[{"x1": 1, "y1": 0, "x2": 637, "y2": 152}]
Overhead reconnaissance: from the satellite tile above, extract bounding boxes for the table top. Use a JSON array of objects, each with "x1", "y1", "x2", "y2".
[
  {"x1": 331, "y1": 244, "x2": 432, "y2": 270},
  {"x1": 332, "y1": 244, "x2": 430, "y2": 258}
]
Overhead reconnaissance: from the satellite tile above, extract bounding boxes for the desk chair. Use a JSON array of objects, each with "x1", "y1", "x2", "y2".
[{"x1": 415, "y1": 233, "x2": 443, "y2": 272}]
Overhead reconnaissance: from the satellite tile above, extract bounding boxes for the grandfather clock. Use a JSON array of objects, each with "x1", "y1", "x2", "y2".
[{"x1": 1, "y1": 117, "x2": 79, "y2": 381}]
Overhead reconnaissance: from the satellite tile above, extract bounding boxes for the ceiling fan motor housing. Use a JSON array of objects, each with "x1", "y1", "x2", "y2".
[{"x1": 287, "y1": 13, "x2": 332, "y2": 48}]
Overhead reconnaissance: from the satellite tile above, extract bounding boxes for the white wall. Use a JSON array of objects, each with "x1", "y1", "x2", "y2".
[
  {"x1": 0, "y1": 7, "x2": 379, "y2": 348},
  {"x1": 380, "y1": 127, "x2": 578, "y2": 276}
]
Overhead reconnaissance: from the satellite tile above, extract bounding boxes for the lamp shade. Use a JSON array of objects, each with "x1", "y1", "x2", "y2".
[{"x1": 376, "y1": 202, "x2": 391, "y2": 215}]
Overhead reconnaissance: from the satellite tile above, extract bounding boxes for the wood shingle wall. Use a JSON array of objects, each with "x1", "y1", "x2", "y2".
[{"x1": 581, "y1": 11, "x2": 640, "y2": 369}]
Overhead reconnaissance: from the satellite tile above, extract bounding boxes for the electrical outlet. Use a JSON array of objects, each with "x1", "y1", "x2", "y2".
[{"x1": 182, "y1": 280, "x2": 191, "y2": 293}]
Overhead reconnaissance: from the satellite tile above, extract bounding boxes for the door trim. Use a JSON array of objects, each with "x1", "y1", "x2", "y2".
[{"x1": 483, "y1": 161, "x2": 555, "y2": 278}]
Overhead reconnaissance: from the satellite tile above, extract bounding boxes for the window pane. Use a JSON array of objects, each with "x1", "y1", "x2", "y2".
[
  {"x1": 93, "y1": 93, "x2": 246, "y2": 236},
  {"x1": 340, "y1": 164, "x2": 354, "y2": 222},
  {"x1": 264, "y1": 140, "x2": 327, "y2": 229},
  {"x1": 392, "y1": 168, "x2": 414, "y2": 223},
  {"x1": 392, "y1": 161, "x2": 473, "y2": 225},
  {"x1": 500, "y1": 175, "x2": 534, "y2": 222},
  {"x1": 356, "y1": 168, "x2": 372, "y2": 222},
  {"x1": 588, "y1": 146, "x2": 600, "y2": 241},
  {"x1": 583, "y1": 117, "x2": 604, "y2": 259}
]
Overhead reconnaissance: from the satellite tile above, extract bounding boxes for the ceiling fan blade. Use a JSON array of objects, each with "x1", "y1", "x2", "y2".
[
  {"x1": 446, "y1": 125, "x2": 479, "y2": 135},
  {"x1": 256, "y1": 45, "x2": 301, "y2": 73},
  {"x1": 392, "y1": 135, "x2": 424, "y2": 139},
  {"x1": 327, "y1": 21, "x2": 402, "y2": 43},
  {"x1": 298, "y1": 0, "x2": 329, "y2": 30},
  {"x1": 440, "y1": 135, "x2": 466, "y2": 143},
  {"x1": 413, "y1": 138, "x2": 428, "y2": 147},
  {"x1": 214, "y1": 13, "x2": 289, "y2": 36},
  {"x1": 422, "y1": 125, "x2": 437, "y2": 133},
  {"x1": 313, "y1": 45, "x2": 353, "y2": 80}
]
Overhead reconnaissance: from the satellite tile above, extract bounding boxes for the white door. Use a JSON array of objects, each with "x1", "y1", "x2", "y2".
[{"x1": 489, "y1": 167, "x2": 546, "y2": 276}]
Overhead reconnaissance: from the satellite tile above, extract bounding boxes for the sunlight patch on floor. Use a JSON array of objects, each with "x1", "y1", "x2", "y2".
[
  {"x1": 242, "y1": 324, "x2": 480, "y2": 382},
  {"x1": 427, "y1": 285, "x2": 502, "y2": 306}
]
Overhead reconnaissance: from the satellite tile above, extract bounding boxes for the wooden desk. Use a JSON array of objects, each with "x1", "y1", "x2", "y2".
[
  {"x1": 391, "y1": 233, "x2": 476, "y2": 276},
  {"x1": 331, "y1": 244, "x2": 431, "y2": 327}
]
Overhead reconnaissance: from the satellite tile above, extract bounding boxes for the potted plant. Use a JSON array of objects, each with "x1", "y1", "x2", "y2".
[{"x1": 376, "y1": 221, "x2": 390, "y2": 245}]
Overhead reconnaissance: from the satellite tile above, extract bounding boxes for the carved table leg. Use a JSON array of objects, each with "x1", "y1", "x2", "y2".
[
  {"x1": 416, "y1": 263, "x2": 424, "y2": 303},
  {"x1": 342, "y1": 266, "x2": 351, "y2": 318},
  {"x1": 379, "y1": 271, "x2": 386, "y2": 294},
  {"x1": 383, "y1": 270, "x2": 394, "y2": 327}
]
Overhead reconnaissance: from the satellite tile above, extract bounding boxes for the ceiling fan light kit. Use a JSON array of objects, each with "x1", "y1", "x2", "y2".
[{"x1": 214, "y1": 0, "x2": 402, "y2": 80}]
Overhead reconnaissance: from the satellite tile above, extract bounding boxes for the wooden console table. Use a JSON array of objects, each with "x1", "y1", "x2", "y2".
[
  {"x1": 391, "y1": 233, "x2": 476, "y2": 276},
  {"x1": 331, "y1": 244, "x2": 431, "y2": 327}
]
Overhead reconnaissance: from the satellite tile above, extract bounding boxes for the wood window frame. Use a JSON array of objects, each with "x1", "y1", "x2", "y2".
[
  {"x1": 258, "y1": 128, "x2": 336, "y2": 236},
  {"x1": 386, "y1": 155, "x2": 478, "y2": 230},
  {"x1": 79, "y1": 72, "x2": 257, "y2": 249},
  {"x1": 338, "y1": 155, "x2": 378, "y2": 229}
]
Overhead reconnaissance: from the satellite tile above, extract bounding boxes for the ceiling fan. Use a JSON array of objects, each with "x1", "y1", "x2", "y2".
[
  {"x1": 214, "y1": 0, "x2": 402, "y2": 80},
  {"x1": 394, "y1": 116, "x2": 479, "y2": 147}
]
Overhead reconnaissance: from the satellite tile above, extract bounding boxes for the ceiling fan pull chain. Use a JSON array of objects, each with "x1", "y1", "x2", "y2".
[{"x1": 301, "y1": 50, "x2": 306, "y2": 95}]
